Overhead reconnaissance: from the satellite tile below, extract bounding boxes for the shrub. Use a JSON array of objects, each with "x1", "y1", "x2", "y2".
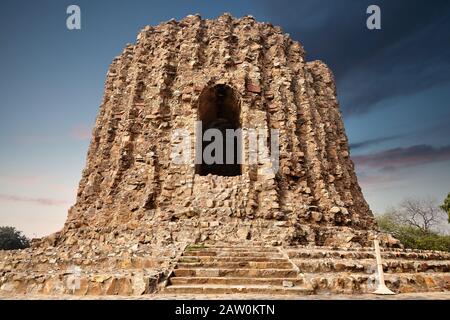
[
  {"x1": 441, "y1": 193, "x2": 450, "y2": 223},
  {"x1": 377, "y1": 214, "x2": 450, "y2": 252},
  {"x1": 0, "y1": 226, "x2": 30, "y2": 250}
]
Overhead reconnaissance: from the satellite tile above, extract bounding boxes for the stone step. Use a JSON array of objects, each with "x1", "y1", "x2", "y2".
[
  {"x1": 184, "y1": 251, "x2": 284, "y2": 258},
  {"x1": 1, "y1": 256, "x2": 167, "y2": 274},
  {"x1": 383, "y1": 272, "x2": 450, "y2": 292},
  {"x1": 165, "y1": 272, "x2": 450, "y2": 295},
  {"x1": 173, "y1": 268, "x2": 298, "y2": 278},
  {"x1": 169, "y1": 277, "x2": 306, "y2": 286},
  {"x1": 179, "y1": 256, "x2": 287, "y2": 263},
  {"x1": 163, "y1": 284, "x2": 313, "y2": 295},
  {"x1": 289, "y1": 245, "x2": 450, "y2": 256},
  {"x1": 287, "y1": 250, "x2": 374, "y2": 260},
  {"x1": 0, "y1": 270, "x2": 161, "y2": 296},
  {"x1": 162, "y1": 244, "x2": 450, "y2": 296},
  {"x1": 176, "y1": 261, "x2": 293, "y2": 269},
  {"x1": 292, "y1": 259, "x2": 450, "y2": 273},
  {"x1": 308, "y1": 272, "x2": 450, "y2": 294},
  {"x1": 286, "y1": 249, "x2": 450, "y2": 261},
  {"x1": 186, "y1": 246, "x2": 279, "y2": 253}
]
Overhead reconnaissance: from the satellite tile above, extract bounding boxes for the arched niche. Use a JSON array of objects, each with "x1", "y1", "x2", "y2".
[{"x1": 196, "y1": 84, "x2": 242, "y2": 176}]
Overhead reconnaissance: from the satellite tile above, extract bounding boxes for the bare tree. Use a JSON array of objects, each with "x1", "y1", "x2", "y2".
[{"x1": 389, "y1": 197, "x2": 447, "y2": 233}]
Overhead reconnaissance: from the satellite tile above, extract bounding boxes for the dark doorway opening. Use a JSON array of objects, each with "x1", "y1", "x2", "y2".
[{"x1": 196, "y1": 84, "x2": 242, "y2": 176}]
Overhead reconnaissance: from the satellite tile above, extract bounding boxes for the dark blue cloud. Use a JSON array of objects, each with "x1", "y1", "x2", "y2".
[
  {"x1": 350, "y1": 134, "x2": 403, "y2": 151},
  {"x1": 257, "y1": 0, "x2": 450, "y2": 116}
]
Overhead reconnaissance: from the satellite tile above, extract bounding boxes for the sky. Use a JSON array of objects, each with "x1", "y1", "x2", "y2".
[{"x1": 0, "y1": 0, "x2": 449, "y2": 237}]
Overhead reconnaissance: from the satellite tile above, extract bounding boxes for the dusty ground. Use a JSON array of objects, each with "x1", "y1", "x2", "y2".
[{"x1": 1, "y1": 292, "x2": 450, "y2": 300}]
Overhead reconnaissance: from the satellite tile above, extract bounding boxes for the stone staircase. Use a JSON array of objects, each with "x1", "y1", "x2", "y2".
[
  {"x1": 2, "y1": 243, "x2": 449, "y2": 296},
  {"x1": 163, "y1": 245, "x2": 310, "y2": 295},
  {"x1": 162, "y1": 244, "x2": 450, "y2": 295}
]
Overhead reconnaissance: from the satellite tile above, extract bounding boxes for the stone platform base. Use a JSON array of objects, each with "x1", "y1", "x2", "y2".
[
  {"x1": 0, "y1": 242, "x2": 183, "y2": 296},
  {"x1": 1, "y1": 243, "x2": 449, "y2": 297},
  {"x1": 162, "y1": 244, "x2": 450, "y2": 295}
]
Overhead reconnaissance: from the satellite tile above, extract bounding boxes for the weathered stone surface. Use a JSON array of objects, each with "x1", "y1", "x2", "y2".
[
  {"x1": 2, "y1": 14, "x2": 448, "y2": 298},
  {"x1": 164, "y1": 244, "x2": 450, "y2": 295},
  {"x1": 41, "y1": 13, "x2": 383, "y2": 247}
]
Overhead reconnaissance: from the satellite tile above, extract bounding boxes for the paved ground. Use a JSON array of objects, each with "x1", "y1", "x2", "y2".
[{"x1": 2, "y1": 292, "x2": 450, "y2": 300}]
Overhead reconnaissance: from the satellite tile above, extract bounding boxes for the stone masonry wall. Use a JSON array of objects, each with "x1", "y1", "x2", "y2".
[{"x1": 55, "y1": 14, "x2": 385, "y2": 247}]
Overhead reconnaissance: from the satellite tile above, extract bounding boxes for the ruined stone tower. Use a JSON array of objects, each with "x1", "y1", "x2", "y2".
[
  {"x1": 61, "y1": 14, "x2": 382, "y2": 247},
  {"x1": 6, "y1": 14, "x2": 450, "y2": 298}
]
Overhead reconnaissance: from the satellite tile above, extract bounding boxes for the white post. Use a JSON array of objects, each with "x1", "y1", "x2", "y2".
[{"x1": 372, "y1": 239, "x2": 395, "y2": 295}]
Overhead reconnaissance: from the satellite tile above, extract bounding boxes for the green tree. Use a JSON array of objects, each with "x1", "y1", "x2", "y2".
[
  {"x1": 0, "y1": 226, "x2": 30, "y2": 250},
  {"x1": 440, "y1": 193, "x2": 450, "y2": 223},
  {"x1": 376, "y1": 212, "x2": 450, "y2": 252}
]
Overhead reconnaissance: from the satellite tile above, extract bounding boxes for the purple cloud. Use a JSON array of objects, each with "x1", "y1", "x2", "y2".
[
  {"x1": 0, "y1": 194, "x2": 68, "y2": 206},
  {"x1": 353, "y1": 144, "x2": 450, "y2": 171}
]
